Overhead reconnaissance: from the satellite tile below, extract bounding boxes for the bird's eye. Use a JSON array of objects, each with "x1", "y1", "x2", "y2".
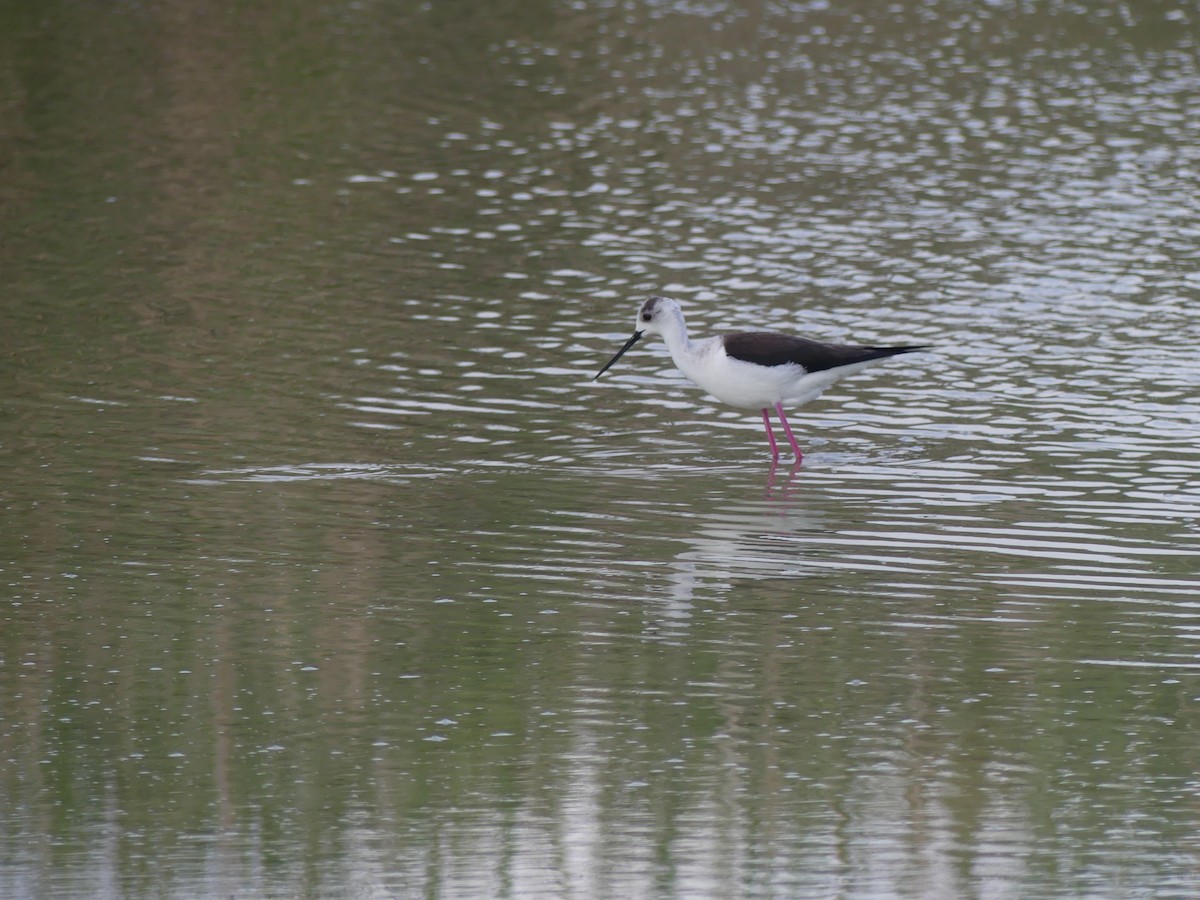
[{"x1": 641, "y1": 312, "x2": 652, "y2": 322}]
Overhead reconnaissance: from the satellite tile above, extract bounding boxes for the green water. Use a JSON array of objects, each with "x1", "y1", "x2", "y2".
[{"x1": 3, "y1": 1, "x2": 1199, "y2": 897}]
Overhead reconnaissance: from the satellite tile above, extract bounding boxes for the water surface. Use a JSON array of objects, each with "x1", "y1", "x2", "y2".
[{"x1": 3, "y1": 1, "x2": 1200, "y2": 897}]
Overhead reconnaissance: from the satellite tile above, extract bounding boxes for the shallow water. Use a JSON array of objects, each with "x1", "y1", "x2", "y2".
[{"x1": 3, "y1": 1, "x2": 1200, "y2": 897}]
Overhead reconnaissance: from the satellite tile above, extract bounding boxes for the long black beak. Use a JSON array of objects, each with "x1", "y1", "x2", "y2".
[{"x1": 593, "y1": 330, "x2": 644, "y2": 381}]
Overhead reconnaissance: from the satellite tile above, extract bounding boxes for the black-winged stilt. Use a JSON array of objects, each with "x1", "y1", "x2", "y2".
[{"x1": 593, "y1": 295, "x2": 928, "y2": 463}]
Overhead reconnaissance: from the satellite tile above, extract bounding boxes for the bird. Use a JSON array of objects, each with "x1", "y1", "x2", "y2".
[{"x1": 593, "y1": 295, "x2": 928, "y2": 463}]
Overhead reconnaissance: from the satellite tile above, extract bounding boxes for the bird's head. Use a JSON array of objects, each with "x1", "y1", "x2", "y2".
[{"x1": 593, "y1": 296, "x2": 682, "y2": 380}]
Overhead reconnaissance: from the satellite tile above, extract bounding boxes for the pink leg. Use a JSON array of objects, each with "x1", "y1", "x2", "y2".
[
  {"x1": 760, "y1": 408, "x2": 780, "y2": 459},
  {"x1": 773, "y1": 402, "x2": 804, "y2": 462}
]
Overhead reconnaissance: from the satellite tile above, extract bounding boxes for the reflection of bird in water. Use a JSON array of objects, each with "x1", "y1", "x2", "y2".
[
  {"x1": 651, "y1": 494, "x2": 834, "y2": 639},
  {"x1": 595, "y1": 296, "x2": 928, "y2": 463}
]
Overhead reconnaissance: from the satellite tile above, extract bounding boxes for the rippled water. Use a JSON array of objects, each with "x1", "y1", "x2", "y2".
[{"x1": 3, "y1": 1, "x2": 1200, "y2": 897}]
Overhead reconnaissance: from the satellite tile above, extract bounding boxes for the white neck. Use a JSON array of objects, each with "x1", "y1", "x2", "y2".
[{"x1": 655, "y1": 306, "x2": 692, "y2": 358}]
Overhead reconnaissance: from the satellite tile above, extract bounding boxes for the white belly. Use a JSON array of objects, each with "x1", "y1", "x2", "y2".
[{"x1": 676, "y1": 349, "x2": 883, "y2": 410}]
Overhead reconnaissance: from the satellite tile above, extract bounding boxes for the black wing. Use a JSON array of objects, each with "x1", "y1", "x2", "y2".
[{"x1": 723, "y1": 332, "x2": 928, "y2": 373}]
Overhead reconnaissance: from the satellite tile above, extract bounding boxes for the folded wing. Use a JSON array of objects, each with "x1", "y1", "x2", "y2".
[{"x1": 723, "y1": 332, "x2": 928, "y2": 374}]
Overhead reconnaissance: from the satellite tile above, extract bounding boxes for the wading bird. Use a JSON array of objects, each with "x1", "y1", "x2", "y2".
[{"x1": 594, "y1": 296, "x2": 928, "y2": 463}]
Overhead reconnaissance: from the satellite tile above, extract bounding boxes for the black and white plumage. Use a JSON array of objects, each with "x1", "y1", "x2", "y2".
[{"x1": 593, "y1": 295, "x2": 928, "y2": 461}]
